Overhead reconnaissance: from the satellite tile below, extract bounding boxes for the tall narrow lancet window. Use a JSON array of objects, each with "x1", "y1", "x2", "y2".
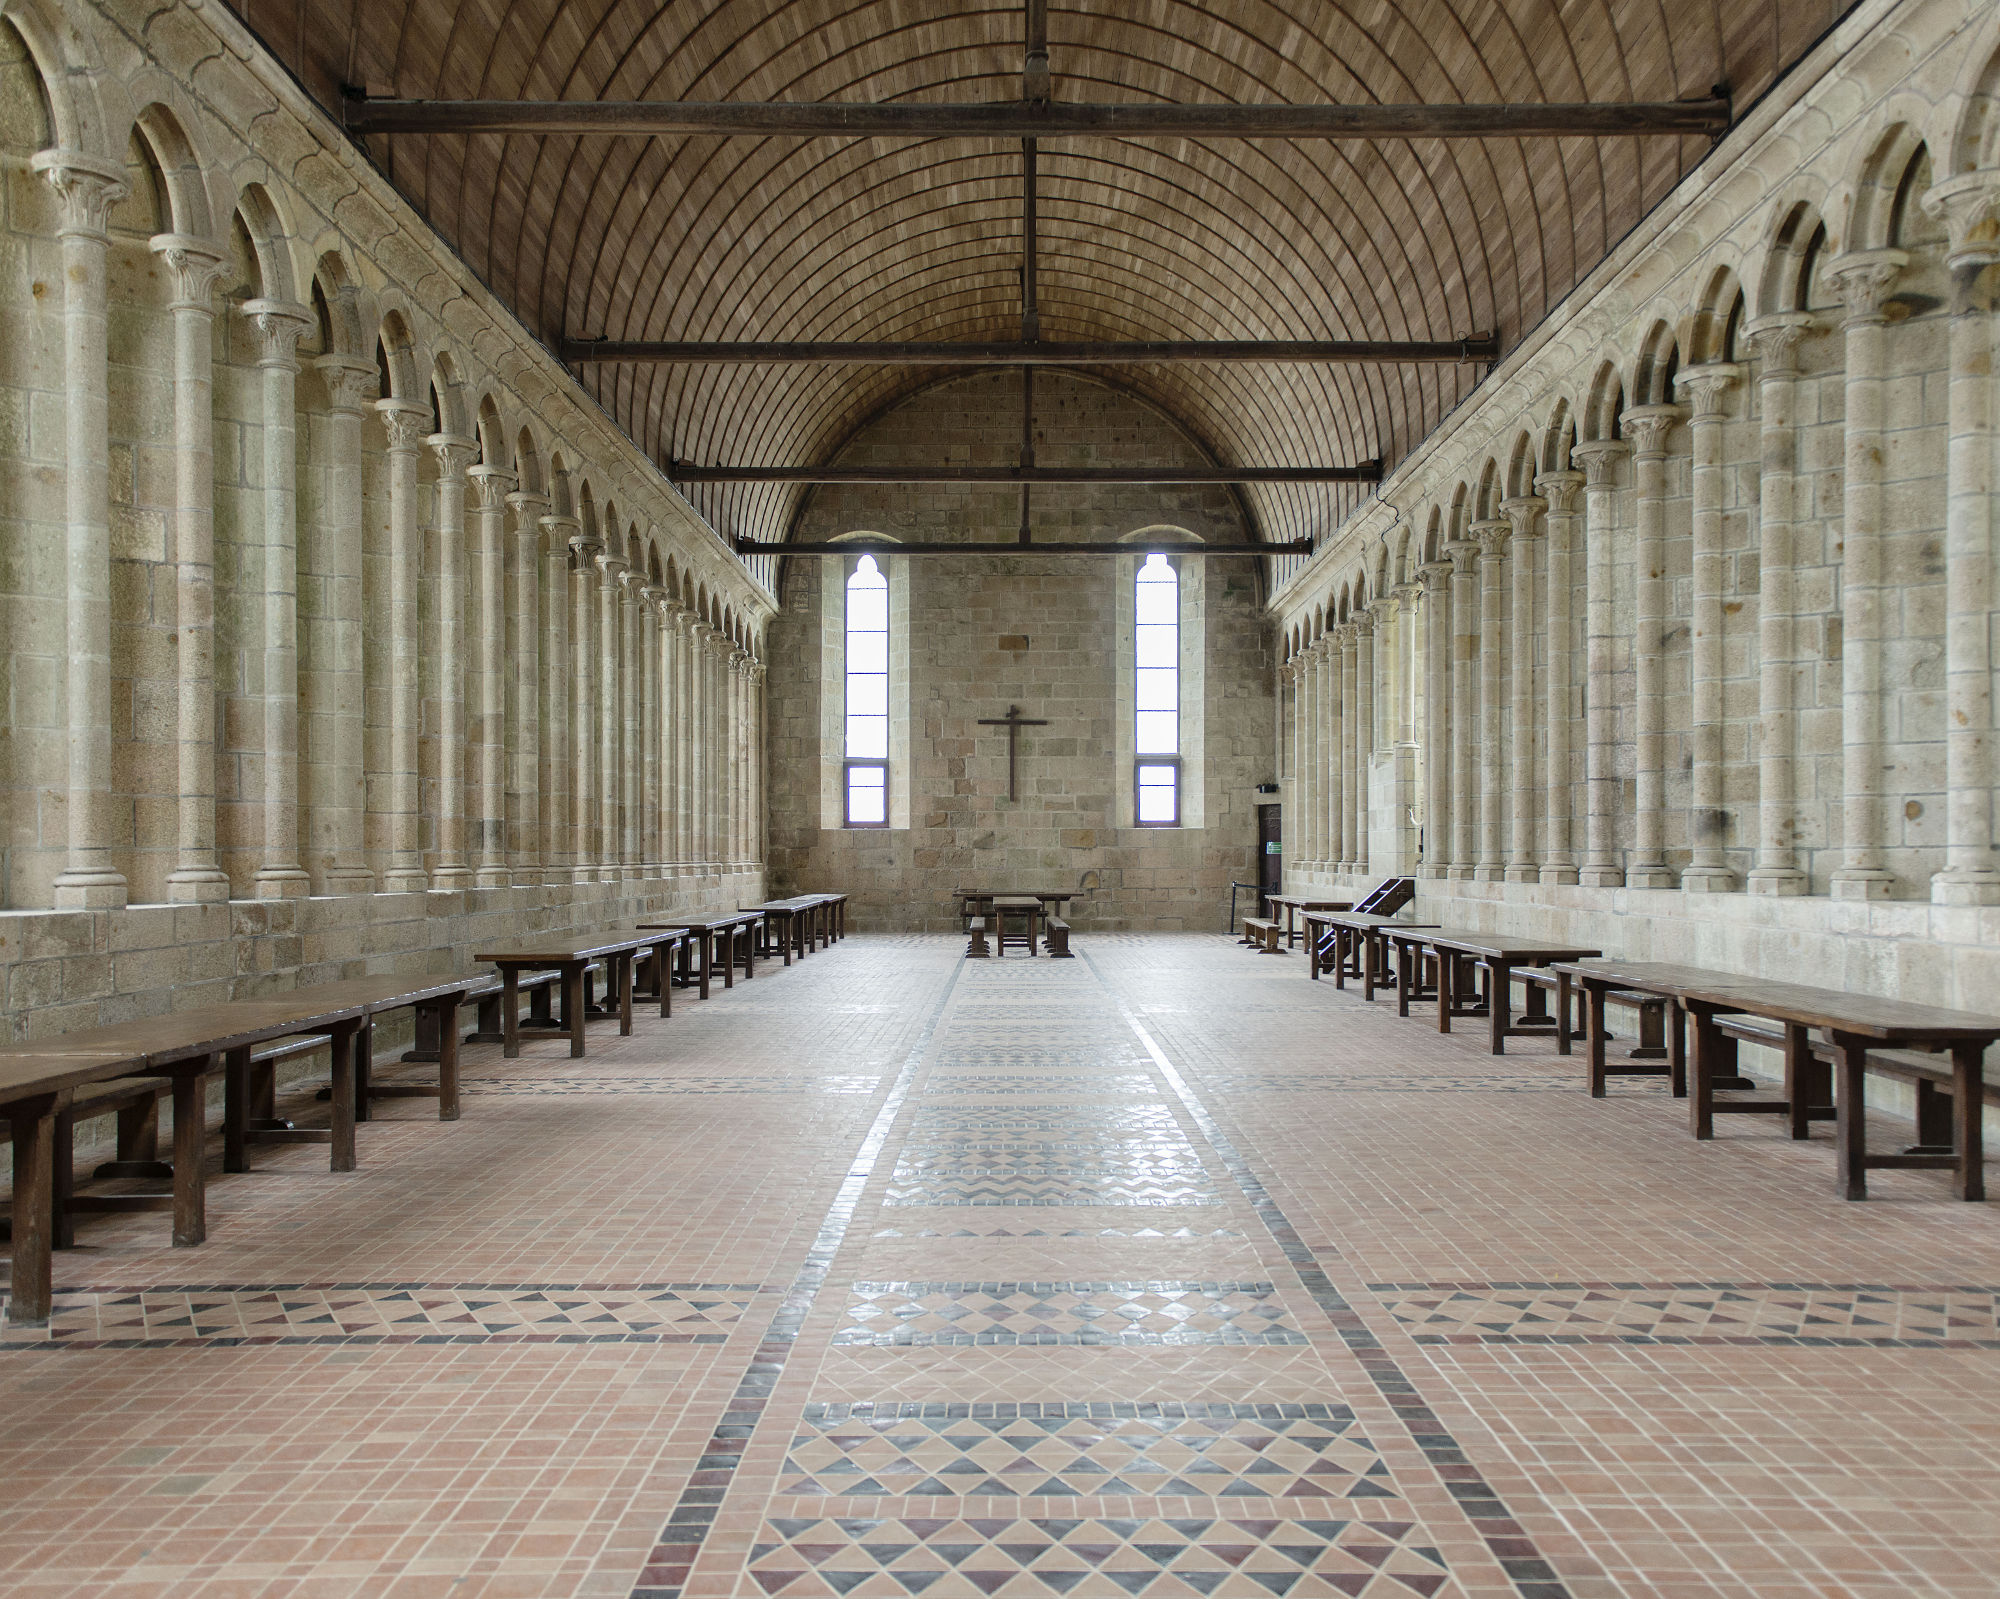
[
  {"x1": 1134, "y1": 553, "x2": 1180, "y2": 826},
  {"x1": 844, "y1": 555, "x2": 890, "y2": 826}
]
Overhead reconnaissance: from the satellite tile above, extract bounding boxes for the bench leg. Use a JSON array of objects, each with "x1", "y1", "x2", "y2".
[
  {"x1": 1667, "y1": 1001, "x2": 1687, "y2": 1097},
  {"x1": 330, "y1": 1023, "x2": 358, "y2": 1173},
  {"x1": 529, "y1": 976, "x2": 553, "y2": 1029},
  {"x1": 1586, "y1": 985, "x2": 1609, "y2": 1097},
  {"x1": 566, "y1": 964, "x2": 588, "y2": 1058},
  {"x1": 658, "y1": 947, "x2": 674, "y2": 1018},
  {"x1": 1630, "y1": 1002, "x2": 1669, "y2": 1060},
  {"x1": 437, "y1": 999, "x2": 461, "y2": 1122},
  {"x1": 224, "y1": 1045, "x2": 251, "y2": 1173},
  {"x1": 7, "y1": 1097, "x2": 58, "y2": 1325},
  {"x1": 169, "y1": 1066, "x2": 208, "y2": 1246},
  {"x1": 503, "y1": 968, "x2": 522, "y2": 1058},
  {"x1": 1785, "y1": 1024, "x2": 1818, "y2": 1141},
  {"x1": 1688, "y1": 1005, "x2": 1724, "y2": 1139},
  {"x1": 401, "y1": 1005, "x2": 441, "y2": 1064},
  {"x1": 1556, "y1": 973, "x2": 1573, "y2": 1057},
  {"x1": 1911, "y1": 1077, "x2": 1954, "y2": 1153},
  {"x1": 1835, "y1": 1035, "x2": 1869, "y2": 1200},
  {"x1": 51, "y1": 1109, "x2": 75, "y2": 1251},
  {"x1": 700, "y1": 937, "x2": 713, "y2": 999},
  {"x1": 1488, "y1": 961, "x2": 1511, "y2": 1055},
  {"x1": 1952, "y1": 1043, "x2": 1986, "y2": 1202},
  {"x1": 619, "y1": 955, "x2": 635, "y2": 1036}
]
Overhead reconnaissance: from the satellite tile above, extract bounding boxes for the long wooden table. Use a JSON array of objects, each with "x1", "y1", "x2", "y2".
[
  {"x1": 1555, "y1": 959, "x2": 2000, "y2": 1200},
  {"x1": 477, "y1": 931, "x2": 678, "y2": 1056},
  {"x1": 1265, "y1": 894, "x2": 1354, "y2": 949},
  {"x1": 1383, "y1": 928, "x2": 1603, "y2": 1054},
  {"x1": 742, "y1": 893, "x2": 846, "y2": 963},
  {"x1": 1305, "y1": 910, "x2": 1438, "y2": 996},
  {"x1": 638, "y1": 914, "x2": 762, "y2": 999}
]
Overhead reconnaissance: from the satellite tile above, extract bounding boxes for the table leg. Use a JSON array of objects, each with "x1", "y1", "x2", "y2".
[
  {"x1": 700, "y1": 935, "x2": 713, "y2": 999},
  {"x1": 566, "y1": 964, "x2": 587, "y2": 1058},
  {"x1": 1667, "y1": 1001, "x2": 1687, "y2": 1097},
  {"x1": 1488, "y1": 961, "x2": 1510, "y2": 1055},
  {"x1": 171, "y1": 1066, "x2": 207, "y2": 1247},
  {"x1": 658, "y1": 944, "x2": 674, "y2": 1018},
  {"x1": 437, "y1": 999, "x2": 461, "y2": 1121},
  {"x1": 502, "y1": 968, "x2": 521, "y2": 1058},
  {"x1": 1396, "y1": 941, "x2": 1413, "y2": 1019},
  {"x1": 1557, "y1": 972, "x2": 1573, "y2": 1057},
  {"x1": 720, "y1": 930, "x2": 735, "y2": 990},
  {"x1": 1435, "y1": 947, "x2": 1452, "y2": 1034},
  {"x1": 1586, "y1": 984, "x2": 1608, "y2": 1096},
  {"x1": 224, "y1": 1044, "x2": 251, "y2": 1172},
  {"x1": 1332, "y1": 928, "x2": 1348, "y2": 990},
  {"x1": 1952, "y1": 1042, "x2": 1985, "y2": 1202},
  {"x1": 354, "y1": 1016, "x2": 373, "y2": 1124},
  {"x1": 744, "y1": 925, "x2": 756, "y2": 979},
  {"x1": 329, "y1": 1021, "x2": 358, "y2": 1173},
  {"x1": 1784, "y1": 1023, "x2": 1811, "y2": 1140},
  {"x1": 7, "y1": 1095, "x2": 58, "y2": 1325},
  {"x1": 1688, "y1": 1004, "x2": 1719, "y2": 1140},
  {"x1": 618, "y1": 954, "x2": 634, "y2": 1035},
  {"x1": 1834, "y1": 1033, "x2": 1869, "y2": 1200}
]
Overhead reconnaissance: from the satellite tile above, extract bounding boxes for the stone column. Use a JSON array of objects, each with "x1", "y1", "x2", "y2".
[
  {"x1": 1824, "y1": 248, "x2": 1908, "y2": 899},
  {"x1": 1445, "y1": 538, "x2": 1482, "y2": 879},
  {"x1": 640, "y1": 586, "x2": 665, "y2": 870},
  {"x1": 1333, "y1": 624, "x2": 1355, "y2": 873},
  {"x1": 709, "y1": 634, "x2": 732, "y2": 864},
  {"x1": 539, "y1": 514, "x2": 578, "y2": 884},
  {"x1": 1675, "y1": 364, "x2": 1744, "y2": 891},
  {"x1": 750, "y1": 659, "x2": 768, "y2": 864},
  {"x1": 1743, "y1": 317, "x2": 1815, "y2": 896},
  {"x1": 1924, "y1": 173, "x2": 2000, "y2": 904},
  {"x1": 1572, "y1": 439, "x2": 1631, "y2": 886},
  {"x1": 243, "y1": 300, "x2": 315, "y2": 898},
  {"x1": 730, "y1": 648, "x2": 750, "y2": 864},
  {"x1": 1283, "y1": 658, "x2": 1303, "y2": 877},
  {"x1": 595, "y1": 552, "x2": 628, "y2": 882},
  {"x1": 1619, "y1": 404, "x2": 1683, "y2": 888},
  {"x1": 1418, "y1": 561, "x2": 1454, "y2": 877},
  {"x1": 506, "y1": 490, "x2": 548, "y2": 885},
  {"x1": 1352, "y1": 613, "x2": 1374, "y2": 875},
  {"x1": 689, "y1": 622, "x2": 714, "y2": 867},
  {"x1": 1305, "y1": 642, "x2": 1326, "y2": 868},
  {"x1": 1501, "y1": 495, "x2": 1544, "y2": 881},
  {"x1": 571, "y1": 525, "x2": 604, "y2": 882},
  {"x1": 619, "y1": 569, "x2": 646, "y2": 877},
  {"x1": 376, "y1": 399, "x2": 430, "y2": 891},
  {"x1": 467, "y1": 465, "x2": 514, "y2": 888},
  {"x1": 425, "y1": 432, "x2": 477, "y2": 889},
  {"x1": 1471, "y1": 520, "x2": 1510, "y2": 880},
  {"x1": 151, "y1": 234, "x2": 232, "y2": 903},
  {"x1": 36, "y1": 153, "x2": 129, "y2": 907},
  {"x1": 1535, "y1": 470, "x2": 1585, "y2": 884},
  {"x1": 670, "y1": 609, "x2": 695, "y2": 868}
]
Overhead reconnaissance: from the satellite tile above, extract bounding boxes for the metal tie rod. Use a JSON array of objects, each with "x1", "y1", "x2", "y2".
[
  {"x1": 736, "y1": 538, "x2": 1314, "y2": 556},
  {"x1": 561, "y1": 336, "x2": 1499, "y2": 365},
  {"x1": 671, "y1": 461, "x2": 1383, "y2": 485}
]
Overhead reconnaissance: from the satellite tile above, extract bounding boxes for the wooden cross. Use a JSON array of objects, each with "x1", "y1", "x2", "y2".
[{"x1": 977, "y1": 704, "x2": 1048, "y2": 801}]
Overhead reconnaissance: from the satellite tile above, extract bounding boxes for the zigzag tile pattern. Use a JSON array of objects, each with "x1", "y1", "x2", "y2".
[{"x1": 832, "y1": 1283, "x2": 1307, "y2": 1347}]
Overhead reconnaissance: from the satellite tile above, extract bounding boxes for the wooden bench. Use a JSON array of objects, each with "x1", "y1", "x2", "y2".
[
  {"x1": 966, "y1": 916, "x2": 990, "y2": 958},
  {"x1": 1241, "y1": 917, "x2": 1284, "y2": 954},
  {"x1": 1044, "y1": 916, "x2": 1073, "y2": 959}
]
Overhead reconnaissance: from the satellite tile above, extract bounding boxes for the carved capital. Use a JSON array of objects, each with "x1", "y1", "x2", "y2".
[
  {"x1": 1442, "y1": 537, "x2": 1482, "y2": 573},
  {"x1": 315, "y1": 354, "x2": 377, "y2": 415},
  {"x1": 1619, "y1": 403, "x2": 1684, "y2": 458},
  {"x1": 1392, "y1": 581, "x2": 1423, "y2": 610},
  {"x1": 1569, "y1": 438, "x2": 1630, "y2": 488},
  {"x1": 1532, "y1": 469, "x2": 1586, "y2": 516},
  {"x1": 1418, "y1": 559, "x2": 1455, "y2": 590},
  {"x1": 32, "y1": 150, "x2": 127, "y2": 238},
  {"x1": 1499, "y1": 494, "x2": 1546, "y2": 537},
  {"x1": 467, "y1": 465, "x2": 517, "y2": 513},
  {"x1": 595, "y1": 553, "x2": 630, "y2": 587},
  {"x1": 426, "y1": 431, "x2": 479, "y2": 479},
  {"x1": 640, "y1": 583, "x2": 668, "y2": 618},
  {"x1": 750, "y1": 661, "x2": 768, "y2": 686},
  {"x1": 1349, "y1": 611, "x2": 1375, "y2": 640},
  {"x1": 1469, "y1": 517, "x2": 1511, "y2": 557},
  {"x1": 1744, "y1": 312, "x2": 1815, "y2": 377},
  {"x1": 376, "y1": 398, "x2": 432, "y2": 452},
  {"x1": 1675, "y1": 361, "x2": 1742, "y2": 422},
  {"x1": 241, "y1": 298, "x2": 313, "y2": 370},
  {"x1": 149, "y1": 233, "x2": 227, "y2": 309},
  {"x1": 1921, "y1": 171, "x2": 2000, "y2": 270},
  {"x1": 617, "y1": 566, "x2": 649, "y2": 602},
  {"x1": 506, "y1": 490, "x2": 552, "y2": 520},
  {"x1": 1825, "y1": 248, "x2": 1908, "y2": 328}
]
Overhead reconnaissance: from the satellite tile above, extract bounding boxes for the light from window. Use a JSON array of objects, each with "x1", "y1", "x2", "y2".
[
  {"x1": 1135, "y1": 553, "x2": 1179, "y2": 825},
  {"x1": 845, "y1": 554, "x2": 889, "y2": 826}
]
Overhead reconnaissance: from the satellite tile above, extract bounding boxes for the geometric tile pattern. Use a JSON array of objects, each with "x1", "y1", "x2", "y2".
[
  {"x1": 925, "y1": 1074, "x2": 1163, "y2": 1095},
  {"x1": 873, "y1": 1226, "x2": 1242, "y2": 1240},
  {"x1": 885, "y1": 1146, "x2": 1217, "y2": 1207},
  {"x1": 745, "y1": 1514, "x2": 1453, "y2": 1595},
  {"x1": 833, "y1": 1283, "x2": 1308, "y2": 1347},
  {"x1": 776, "y1": 1403, "x2": 1402, "y2": 1501},
  {"x1": 1196, "y1": 1073, "x2": 1582, "y2": 1095},
  {"x1": 1371, "y1": 1281, "x2": 2000, "y2": 1347},
  {"x1": 0, "y1": 1282, "x2": 757, "y2": 1348},
  {"x1": 464, "y1": 1075, "x2": 884, "y2": 1095},
  {"x1": 908, "y1": 1109, "x2": 1186, "y2": 1133}
]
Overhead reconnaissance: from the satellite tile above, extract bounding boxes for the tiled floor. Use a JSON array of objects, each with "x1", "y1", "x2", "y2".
[{"x1": 2, "y1": 933, "x2": 1996, "y2": 1597}]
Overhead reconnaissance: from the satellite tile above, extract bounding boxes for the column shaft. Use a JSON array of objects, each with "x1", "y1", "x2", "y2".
[
  {"x1": 1419, "y1": 563, "x2": 1454, "y2": 877},
  {"x1": 1677, "y1": 365, "x2": 1743, "y2": 890},
  {"x1": 571, "y1": 539, "x2": 602, "y2": 882},
  {"x1": 1537, "y1": 473, "x2": 1585, "y2": 884},
  {"x1": 507, "y1": 493, "x2": 548, "y2": 885},
  {"x1": 468, "y1": 467, "x2": 512, "y2": 887},
  {"x1": 1502, "y1": 497, "x2": 1543, "y2": 881},
  {"x1": 1473, "y1": 522, "x2": 1509, "y2": 880},
  {"x1": 1447, "y1": 541, "x2": 1481, "y2": 879},
  {"x1": 1353, "y1": 616, "x2": 1374, "y2": 875},
  {"x1": 426, "y1": 433, "x2": 476, "y2": 888},
  {"x1": 540, "y1": 516, "x2": 577, "y2": 883},
  {"x1": 376, "y1": 402, "x2": 429, "y2": 891},
  {"x1": 1621, "y1": 406, "x2": 1683, "y2": 886},
  {"x1": 1573, "y1": 441, "x2": 1630, "y2": 885}
]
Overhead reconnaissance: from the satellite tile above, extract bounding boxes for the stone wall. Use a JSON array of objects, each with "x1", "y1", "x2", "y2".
[{"x1": 765, "y1": 372, "x2": 1273, "y2": 932}]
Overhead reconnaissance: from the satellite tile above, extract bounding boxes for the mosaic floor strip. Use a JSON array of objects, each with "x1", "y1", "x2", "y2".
[
  {"x1": 464, "y1": 1075, "x2": 885, "y2": 1095},
  {"x1": 833, "y1": 1283, "x2": 1308, "y2": 1347}
]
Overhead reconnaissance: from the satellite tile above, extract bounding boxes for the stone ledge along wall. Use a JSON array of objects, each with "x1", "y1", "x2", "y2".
[{"x1": 766, "y1": 372, "x2": 1273, "y2": 932}]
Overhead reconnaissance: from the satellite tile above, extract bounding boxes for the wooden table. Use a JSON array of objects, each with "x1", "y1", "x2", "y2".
[
  {"x1": 1264, "y1": 894, "x2": 1355, "y2": 949},
  {"x1": 639, "y1": 914, "x2": 762, "y2": 999},
  {"x1": 478, "y1": 931, "x2": 668, "y2": 1055},
  {"x1": 1384, "y1": 929, "x2": 1603, "y2": 1054},
  {"x1": 991, "y1": 895, "x2": 1044, "y2": 956},
  {"x1": 1556, "y1": 960, "x2": 2000, "y2": 1200},
  {"x1": 956, "y1": 890, "x2": 1073, "y2": 927},
  {"x1": 1307, "y1": 911, "x2": 1438, "y2": 997}
]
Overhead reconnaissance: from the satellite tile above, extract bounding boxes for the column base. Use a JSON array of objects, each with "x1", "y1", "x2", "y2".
[
  {"x1": 1931, "y1": 868, "x2": 2000, "y2": 906},
  {"x1": 1504, "y1": 864, "x2": 1539, "y2": 883},
  {"x1": 1680, "y1": 865, "x2": 1739, "y2": 893},
  {"x1": 1626, "y1": 865, "x2": 1677, "y2": 889},
  {"x1": 252, "y1": 868, "x2": 311, "y2": 899},
  {"x1": 473, "y1": 867, "x2": 512, "y2": 889},
  {"x1": 1830, "y1": 869, "x2": 1897, "y2": 902},
  {"x1": 1577, "y1": 866, "x2": 1624, "y2": 888},
  {"x1": 1538, "y1": 864, "x2": 1579, "y2": 886},
  {"x1": 1746, "y1": 867, "x2": 1809, "y2": 897},
  {"x1": 429, "y1": 867, "x2": 475, "y2": 890},
  {"x1": 1449, "y1": 866, "x2": 1479, "y2": 882},
  {"x1": 1474, "y1": 865, "x2": 1506, "y2": 882},
  {"x1": 572, "y1": 867, "x2": 598, "y2": 886},
  {"x1": 52, "y1": 868, "x2": 128, "y2": 910},
  {"x1": 318, "y1": 867, "x2": 376, "y2": 896},
  {"x1": 166, "y1": 867, "x2": 232, "y2": 903},
  {"x1": 381, "y1": 867, "x2": 429, "y2": 893},
  {"x1": 1418, "y1": 864, "x2": 1452, "y2": 880}
]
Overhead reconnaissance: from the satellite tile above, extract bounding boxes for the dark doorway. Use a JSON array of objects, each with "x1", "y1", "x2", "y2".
[{"x1": 1256, "y1": 803, "x2": 1282, "y2": 914}]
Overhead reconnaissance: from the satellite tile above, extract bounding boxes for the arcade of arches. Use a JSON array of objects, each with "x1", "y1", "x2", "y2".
[{"x1": 2, "y1": 0, "x2": 2000, "y2": 1595}]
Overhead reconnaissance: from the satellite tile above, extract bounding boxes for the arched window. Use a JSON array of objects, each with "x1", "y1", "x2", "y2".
[
  {"x1": 1134, "y1": 552, "x2": 1180, "y2": 826},
  {"x1": 844, "y1": 554, "x2": 890, "y2": 826}
]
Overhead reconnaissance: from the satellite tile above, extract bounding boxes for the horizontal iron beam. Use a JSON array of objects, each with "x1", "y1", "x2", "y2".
[
  {"x1": 673, "y1": 461, "x2": 1382, "y2": 484},
  {"x1": 344, "y1": 92, "x2": 1729, "y2": 142},
  {"x1": 564, "y1": 335, "x2": 1498, "y2": 365},
  {"x1": 737, "y1": 538, "x2": 1311, "y2": 556}
]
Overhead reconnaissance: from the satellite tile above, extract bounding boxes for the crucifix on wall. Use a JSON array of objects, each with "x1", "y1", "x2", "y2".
[{"x1": 977, "y1": 704, "x2": 1048, "y2": 801}]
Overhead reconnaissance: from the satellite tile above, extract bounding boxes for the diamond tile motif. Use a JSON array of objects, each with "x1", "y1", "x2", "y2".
[
  {"x1": 1197, "y1": 1073, "x2": 1581, "y2": 1095},
  {"x1": 1370, "y1": 1281, "x2": 2000, "y2": 1345},
  {"x1": 832, "y1": 1283, "x2": 1307, "y2": 1346},
  {"x1": 745, "y1": 1513, "x2": 1452, "y2": 1596},
  {"x1": 0, "y1": 1282, "x2": 757, "y2": 1347},
  {"x1": 886, "y1": 1145, "x2": 1217, "y2": 1207},
  {"x1": 776, "y1": 1403, "x2": 1401, "y2": 1502},
  {"x1": 924, "y1": 1074, "x2": 1162, "y2": 1095},
  {"x1": 909, "y1": 1109, "x2": 1185, "y2": 1133},
  {"x1": 463, "y1": 1075, "x2": 883, "y2": 1095}
]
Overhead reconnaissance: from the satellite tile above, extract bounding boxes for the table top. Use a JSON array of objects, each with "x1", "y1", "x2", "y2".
[
  {"x1": 1305, "y1": 911, "x2": 1439, "y2": 931},
  {"x1": 956, "y1": 890, "x2": 1074, "y2": 904},
  {"x1": 1268, "y1": 895, "x2": 1356, "y2": 910},
  {"x1": 0, "y1": 1046, "x2": 154, "y2": 1106},
  {"x1": 479, "y1": 930, "x2": 667, "y2": 964},
  {"x1": 1553, "y1": 960, "x2": 2000, "y2": 1043},
  {"x1": 1388, "y1": 927, "x2": 1604, "y2": 961},
  {"x1": 992, "y1": 895, "x2": 1043, "y2": 910},
  {"x1": 637, "y1": 913, "x2": 760, "y2": 933}
]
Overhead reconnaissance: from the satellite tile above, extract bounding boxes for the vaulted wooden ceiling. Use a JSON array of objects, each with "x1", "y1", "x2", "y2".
[{"x1": 265, "y1": 0, "x2": 1850, "y2": 554}]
